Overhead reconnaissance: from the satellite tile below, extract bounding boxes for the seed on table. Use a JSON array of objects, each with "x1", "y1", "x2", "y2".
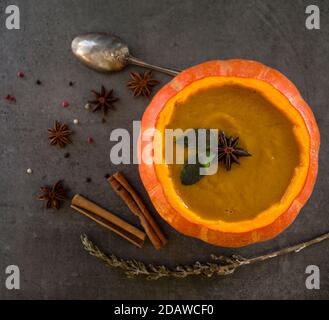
[
  {"x1": 62, "y1": 100, "x2": 69, "y2": 108},
  {"x1": 5, "y1": 95, "x2": 16, "y2": 103}
]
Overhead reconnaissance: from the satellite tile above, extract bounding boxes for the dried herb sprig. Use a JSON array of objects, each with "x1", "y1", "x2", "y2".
[{"x1": 81, "y1": 232, "x2": 329, "y2": 280}]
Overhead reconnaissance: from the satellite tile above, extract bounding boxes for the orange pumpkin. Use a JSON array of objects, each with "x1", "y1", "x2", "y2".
[{"x1": 138, "y1": 60, "x2": 320, "y2": 247}]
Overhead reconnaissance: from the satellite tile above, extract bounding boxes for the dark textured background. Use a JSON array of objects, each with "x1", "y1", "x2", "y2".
[{"x1": 0, "y1": 0, "x2": 328, "y2": 300}]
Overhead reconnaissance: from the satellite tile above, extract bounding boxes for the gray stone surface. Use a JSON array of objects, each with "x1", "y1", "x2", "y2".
[{"x1": 0, "y1": 0, "x2": 328, "y2": 300}]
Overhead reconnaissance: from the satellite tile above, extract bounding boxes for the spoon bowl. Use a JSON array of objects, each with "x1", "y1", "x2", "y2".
[{"x1": 72, "y1": 33, "x2": 130, "y2": 72}]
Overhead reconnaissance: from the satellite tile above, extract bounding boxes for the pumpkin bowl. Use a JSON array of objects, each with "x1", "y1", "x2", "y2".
[{"x1": 138, "y1": 60, "x2": 320, "y2": 248}]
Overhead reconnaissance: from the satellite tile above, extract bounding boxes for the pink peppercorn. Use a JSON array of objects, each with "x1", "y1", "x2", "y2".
[
  {"x1": 87, "y1": 137, "x2": 94, "y2": 144},
  {"x1": 5, "y1": 95, "x2": 16, "y2": 102},
  {"x1": 17, "y1": 71, "x2": 25, "y2": 78},
  {"x1": 62, "y1": 100, "x2": 69, "y2": 108}
]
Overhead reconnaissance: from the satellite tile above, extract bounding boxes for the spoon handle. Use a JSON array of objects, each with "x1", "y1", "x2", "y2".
[{"x1": 128, "y1": 56, "x2": 180, "y2": 77}]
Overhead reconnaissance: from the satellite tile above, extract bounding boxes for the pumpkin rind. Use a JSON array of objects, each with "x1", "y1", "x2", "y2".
[{"x1": 138, "y1": 60, "x2": 320, "y2": 247}]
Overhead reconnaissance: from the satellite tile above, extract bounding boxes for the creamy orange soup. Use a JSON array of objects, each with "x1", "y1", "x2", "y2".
[{"x1": 155, "y1": 80, "x2": 308, "y2": 223}]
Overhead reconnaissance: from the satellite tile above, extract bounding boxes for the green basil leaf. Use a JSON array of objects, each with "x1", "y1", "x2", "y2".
[
  {"x1": 198, "y1": 151, "x2": 217, "y2": 168},
  {"x1": 180, "y1": 163, "x2": 203, "y2": 185}
]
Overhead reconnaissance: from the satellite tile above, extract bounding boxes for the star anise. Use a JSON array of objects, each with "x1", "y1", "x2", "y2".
[
  {"x1": 128, "y1": 71, "x2": 160, "y2": 97},
  {"x1": 218, "y1": 131, "x2": 251, "y2": 170},
  {"x1": 48, "y1": 121, "x2": 71, "y2": 148},
  {"x1": 38, "y1": 181, "x2": 66, "y2": 209},
  {"x1": 88, "y1": 85, "x2": 118, "y2": 115}
]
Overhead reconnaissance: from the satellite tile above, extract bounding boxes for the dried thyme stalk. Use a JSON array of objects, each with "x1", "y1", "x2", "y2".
[{"x1": 81, "y1": 232, "x2": 329, "y2": 280}]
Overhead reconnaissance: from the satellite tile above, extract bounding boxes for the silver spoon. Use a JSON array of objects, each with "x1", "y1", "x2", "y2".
[{"x1": 72, "y1": 33, "x2": 180, "y2": 77}]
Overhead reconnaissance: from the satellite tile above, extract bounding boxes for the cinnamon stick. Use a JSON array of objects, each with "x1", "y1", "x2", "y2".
[
  {"x1": 108, "y1": 172, "x2": 168, "y2": 250},
  {"x1": 71, "y1": 194, "x2": 146, "y2": 248}
]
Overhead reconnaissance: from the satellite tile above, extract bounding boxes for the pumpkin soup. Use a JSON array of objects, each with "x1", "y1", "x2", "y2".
[
  {"x1": 159, "y1": 83, "x2": 301, "y2": 222},
  {"x1": 154, "y1": 76, "x2": 309, "y2": 227},
  {"x1": 139, "y1": 60, "x2": 319, "y2": 247}
]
